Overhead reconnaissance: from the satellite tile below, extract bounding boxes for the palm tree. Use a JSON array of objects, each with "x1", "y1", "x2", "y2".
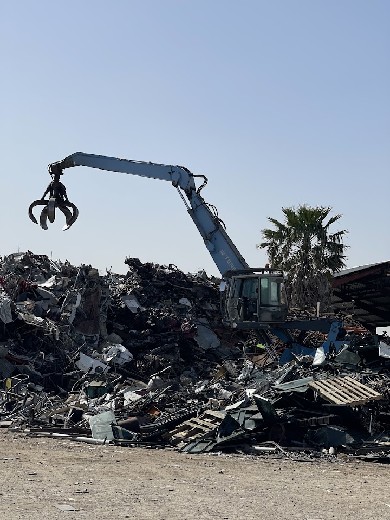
[{"x1": 258, "y1": 205, "x2": 348, "y2": 311}]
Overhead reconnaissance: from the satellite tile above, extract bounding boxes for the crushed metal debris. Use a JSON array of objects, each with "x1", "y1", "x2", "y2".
[{"x1": 1, "y1": 251, "x2": 390, "y2": 463}]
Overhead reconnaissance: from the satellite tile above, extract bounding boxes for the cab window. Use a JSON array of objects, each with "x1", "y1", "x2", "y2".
[
  {"x1": 241, "y1": 277, "x2": 258, "y2": 298},
  {"x1": 260, "y1": 278, "x2": 280, "y2": 305}
]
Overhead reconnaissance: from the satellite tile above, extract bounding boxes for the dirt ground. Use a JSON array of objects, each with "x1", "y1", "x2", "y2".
[{"x1": 0, "y1": 429, "x2": 389, "y2": 520}]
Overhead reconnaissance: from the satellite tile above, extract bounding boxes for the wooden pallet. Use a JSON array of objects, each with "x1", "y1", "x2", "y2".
[
  {"x1": 308, "y1": 376, "x2": 382, "y2": 406},
  {"x1": 167, "y1": 410, "x2": 225, "y2": 445}
]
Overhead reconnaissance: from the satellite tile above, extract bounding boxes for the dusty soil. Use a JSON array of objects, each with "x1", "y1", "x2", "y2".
[{"x1": 0, "y1": 430, "x2": 389, "y2": 520}]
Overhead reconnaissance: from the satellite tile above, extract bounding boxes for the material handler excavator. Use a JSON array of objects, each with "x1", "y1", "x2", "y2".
[{"x1": 29, "y1": 153, "x2": 345, "y2": 359}]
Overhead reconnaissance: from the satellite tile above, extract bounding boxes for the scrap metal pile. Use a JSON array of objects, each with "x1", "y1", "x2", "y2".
[{"x1": 1, "y1": 252, "x2": 390, "y2": 462}]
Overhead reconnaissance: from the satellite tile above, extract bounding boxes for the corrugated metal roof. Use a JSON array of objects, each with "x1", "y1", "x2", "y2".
[
  {"x1": 332, "y1": 260, "x2": 390, "y2": 330},
  {"x1": 333, "y1": 262, "x2": 383, "y2": 277}
]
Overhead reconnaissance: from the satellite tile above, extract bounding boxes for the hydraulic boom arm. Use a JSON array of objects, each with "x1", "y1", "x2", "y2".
[{"x1": 31, "y1": 153, "x2": 248, "y2": 276}]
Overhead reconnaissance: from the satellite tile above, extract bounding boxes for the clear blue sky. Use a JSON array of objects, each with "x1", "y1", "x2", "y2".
[{"x1": 1, "y1": 1, "x2": 389, "y2": 276}]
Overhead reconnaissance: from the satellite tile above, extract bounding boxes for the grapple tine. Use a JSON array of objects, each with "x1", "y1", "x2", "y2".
[
  {"x1": 28, "y1": 200, "x2": 47, "y2": 225},
  {"x1": 57, "y1": 204, "x2": 78, "y2": 231},
  {"x1": 58, "y1": 204, "x2": 73, "y2": 222},
  {"x1": 62, "y1": 202, "x2": 79, "y2": 230},
  {"x1": 39, "y1": 207, "x2": 49, "y2": 230},
  {"x1": 47, "y1": 198, "x2": 56, "y2": 223}
]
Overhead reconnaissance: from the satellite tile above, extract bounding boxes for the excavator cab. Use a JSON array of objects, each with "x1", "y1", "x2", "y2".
[{"x1": 222, "y1": 268, "x2": 287, "y2": 329}]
